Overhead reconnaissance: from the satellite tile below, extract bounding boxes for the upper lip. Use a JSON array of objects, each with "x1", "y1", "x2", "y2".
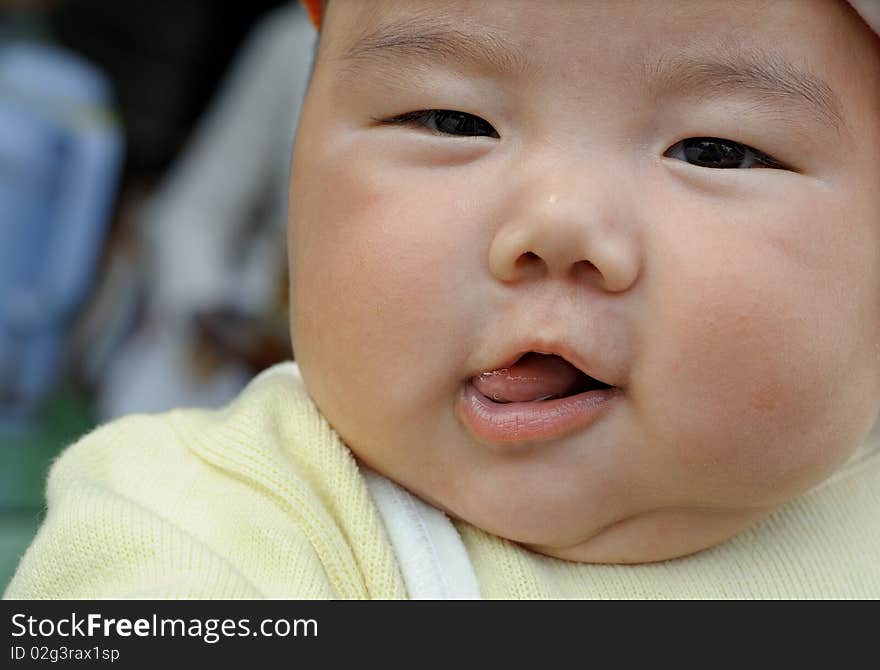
[{"x1": 472, "y1": 339, "x2": 619, "y2": 388}]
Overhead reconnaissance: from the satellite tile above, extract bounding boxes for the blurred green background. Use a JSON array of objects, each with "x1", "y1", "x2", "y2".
[{"x1": 1, "y1": 387, "x2": 95, "y2": 591}]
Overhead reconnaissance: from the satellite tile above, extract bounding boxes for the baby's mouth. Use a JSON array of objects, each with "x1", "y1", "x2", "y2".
[
  {"x1": 459, "y1": 351, "x2": 620, "y2": 445},
  {"x1": 472, "y1": 352, "x2": 613, "y2": 404}
]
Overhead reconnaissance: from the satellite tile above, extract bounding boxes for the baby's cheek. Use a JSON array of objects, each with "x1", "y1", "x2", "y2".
[
  {"x1": 636, "y1": 276, "x2": 864, "y2": 501},
  {"x1": 295, "y1": 164, "x2": 476, "y2": 416}
]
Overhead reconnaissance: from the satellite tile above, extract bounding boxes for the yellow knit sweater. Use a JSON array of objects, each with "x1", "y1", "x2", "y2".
[{"x1": 5, "y1": 362, "x2": 880, "y2": 599}]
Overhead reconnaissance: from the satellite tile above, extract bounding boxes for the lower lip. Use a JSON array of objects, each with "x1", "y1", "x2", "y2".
[{"x1": 457, "y1": 381, "x2": 621, "y2": 445}]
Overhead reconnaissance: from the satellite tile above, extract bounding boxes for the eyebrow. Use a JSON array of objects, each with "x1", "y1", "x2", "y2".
[
  {"x1": 645, "y1": 48, "x2": 845, "y2": 135},
  {"x1": 336, "y1": 17, "x2": 845, "y2": 135},
  {"x1": 335, "y1": 14, "x2": 529, "y2": 78}
]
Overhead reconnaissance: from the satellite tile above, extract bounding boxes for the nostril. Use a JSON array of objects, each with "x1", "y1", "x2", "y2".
[
  {"x1": 573, "y1": 259, "x2": 598, "y2": 280},
  {"x1": 514, "y1": 251, "x2": 544, "y2": 276},
  {"x1": 512, "y1": 253, "x2": 600, "y2": 282}
]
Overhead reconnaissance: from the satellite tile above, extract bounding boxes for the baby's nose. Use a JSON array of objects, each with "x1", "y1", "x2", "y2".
[{"x1": 487, "y1": 190, "x2": 641, "y2": 292}]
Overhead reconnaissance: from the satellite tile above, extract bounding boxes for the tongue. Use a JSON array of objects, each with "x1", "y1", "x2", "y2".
[{"x1": 473, "y1": 352, "x2": 583, "y2": 403}]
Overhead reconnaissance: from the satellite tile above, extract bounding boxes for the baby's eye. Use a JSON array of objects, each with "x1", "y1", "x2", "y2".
[
  {"x1": 380, "y1": 109, "x2": 500, "y2": 138},
  {"x1": 664, "y1": 137, "x2": 785, "y2": 169}
]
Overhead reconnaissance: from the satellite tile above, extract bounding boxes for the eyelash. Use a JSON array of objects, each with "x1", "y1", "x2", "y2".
[
  {"x1": 379, "y1": 109, "x2": 500, "y2": 138},
  {"x1": 379, "y1": 109, "x2": 787, "y2": 170}
]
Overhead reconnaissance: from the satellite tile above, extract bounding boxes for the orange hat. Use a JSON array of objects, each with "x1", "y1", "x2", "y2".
[
  {"x1": 299, "y1": 1, "x2": 879, "y2": 39},
  {"x1": 301, "y1": 0, "x2": 323, "y2": 28}
]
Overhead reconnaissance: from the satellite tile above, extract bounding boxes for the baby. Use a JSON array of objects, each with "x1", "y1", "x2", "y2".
[{"x1": 6, "y1": 0, "x2": 880, "y2": 598}]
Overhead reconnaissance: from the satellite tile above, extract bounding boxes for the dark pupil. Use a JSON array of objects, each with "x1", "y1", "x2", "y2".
[
  {"x1": 435, "y1": 111, "x2": 490, "y2": 136},
  {"x1": 683, "y1": 138, "x2": 745, "y2": 168}
]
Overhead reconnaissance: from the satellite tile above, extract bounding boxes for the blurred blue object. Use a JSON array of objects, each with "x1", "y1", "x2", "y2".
[{"x1": 0, "y1": 42, "x2": 123, "y2": 431}]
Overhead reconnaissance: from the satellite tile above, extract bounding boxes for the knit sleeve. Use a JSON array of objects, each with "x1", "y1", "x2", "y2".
[{"x1": 3, "y1": 412, "x2": 337, "y2": 599}]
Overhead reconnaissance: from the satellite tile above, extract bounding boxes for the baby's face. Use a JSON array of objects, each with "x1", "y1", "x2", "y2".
[{"x1": 289, "y1": 0, "x2": 880, "y2": 562}]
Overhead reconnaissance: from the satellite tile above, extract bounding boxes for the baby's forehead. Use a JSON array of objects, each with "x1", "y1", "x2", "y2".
[
  {"x1": 327, "y1": 1, "x2": 852, "y2": 70},
  {"x1": 324, "y1": 0, "x2": 877, "y2": 63},
  {"x1": 321, "y1": 0, "x2": 877, "y2": 136}
]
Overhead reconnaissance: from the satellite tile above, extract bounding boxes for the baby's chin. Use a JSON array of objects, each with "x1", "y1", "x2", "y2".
[
  {"x1": 514, "y1": 505, "x2": 779, "y2": 564},
  {"x1": 401, "y1": 457, "x2": 786, "y2": 564}
]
